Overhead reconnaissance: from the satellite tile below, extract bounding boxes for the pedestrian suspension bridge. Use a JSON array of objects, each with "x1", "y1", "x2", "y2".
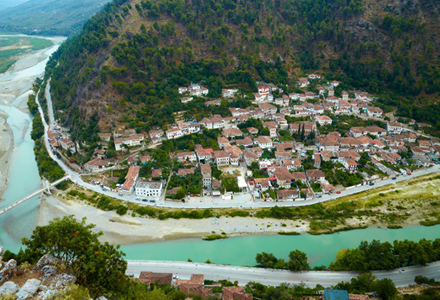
[{"x1": 0, "y1": 175, "x2": 71, "y2": 216}]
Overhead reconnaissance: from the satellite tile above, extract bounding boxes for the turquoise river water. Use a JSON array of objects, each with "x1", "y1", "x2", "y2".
[{"x1": 120, "y1": 225, "x2": 440, "y2": 267}]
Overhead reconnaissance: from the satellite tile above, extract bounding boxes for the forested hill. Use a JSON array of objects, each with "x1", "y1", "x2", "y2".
[
  {"x1": 0, "y1": 0, "x2": 110, "y2": 35},
  {"x1": 47, "y1": 0, "x2": 440, "y2": 144},
  {"x1": 0, "y1": 0, "x2": 28, "y2": 11}
]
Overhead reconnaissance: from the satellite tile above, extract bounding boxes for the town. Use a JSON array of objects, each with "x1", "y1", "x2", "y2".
[
  {"x1": 45, "y1": 76, "x2": 440, "y2": 206},
  {"x1": 131, "y1": 270, "x2": 371, "y2": 300}
]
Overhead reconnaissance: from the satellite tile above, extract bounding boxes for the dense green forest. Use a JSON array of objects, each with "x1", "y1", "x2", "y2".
[{"x1": 46, "y1": 0, "x2": 440, "y2": 145}]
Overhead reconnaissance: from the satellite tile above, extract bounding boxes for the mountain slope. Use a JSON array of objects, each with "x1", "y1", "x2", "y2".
[
  {"x1": 0, "y1": 0, "x2": 28, "y2": 10},
  {"x1": 0, "y1": 0, "x2": 111, "y2": 35},
  {"x1": 47, "y1": 0, "x2": 440, "y2": 144}
]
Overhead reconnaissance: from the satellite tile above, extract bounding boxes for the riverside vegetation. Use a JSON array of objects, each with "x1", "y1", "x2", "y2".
[
  {"x1": 27, "y1": 85, "x2": 67, "y2": 186},
  {"x1": 2, "y1": 217, "x2": 440, "y2": 300},
  {"x1": 254, "y1": 238, "x2": 440, "y2": 272},
  {"x1": 60, "y1": 171, "x2": 440, "y2": 235}
]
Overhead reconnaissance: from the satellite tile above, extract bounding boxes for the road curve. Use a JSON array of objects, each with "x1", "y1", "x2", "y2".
[{"x1": 126, "y1": 260, "x2": 440, "y2": 288}]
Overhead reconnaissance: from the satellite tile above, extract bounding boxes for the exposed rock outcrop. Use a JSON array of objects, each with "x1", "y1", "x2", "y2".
[
  {"x1": 50, "y1": 273, "x2": 76, "y2": 290},
  {"x1": 16, "y1": 278, "x2": 41, "y2": 300},
  {"x1": 34, "y1": 254, "x2": 60, "y2": 271},
  {"x1": 0, "y1": 281, "x2": 20, "y2": 296},
  {"x1": 40, "y1": 265, "x2": 58, "y2": 282},
  {"x1": 0, "y1": 259, "x2": 17, "y2": 283}
]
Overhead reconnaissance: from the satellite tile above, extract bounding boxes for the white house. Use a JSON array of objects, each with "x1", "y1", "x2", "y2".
[
  {"x1": 253, "y1": 93, "x2": 265, "y2": 102},
  {"x1": 342, "y1": 159, "x2": 358, "y2": 173},
  {"x1": 214, "y1": 150, "x2": 230, "y2": 167},
  {"x1": 257, "y1": 85, "x2": 270, "y2": 96},
  {"x1": 298, "y1": 77, "x2": 309, "y2": 87},
  {"x1": 222, "y1": 88, "x2": 239, "y2": 98},
  {"x1": 135, "y1": 181, "x2": 163, "y2": 199},
  {"x1": 166, "y1": 128, "x2": 183, "y2": 139},
  {"x1": 367, "y1": 107, "x2": 383, "y2": 118},
  {"x1": 254, "y1": 136, "x2": 273, "y2": 149},
  {"x1": 180, "y1": 97, "x2": 193, "y2": 103},
  {"x1": 315, "y1": 115, "x2": 332, "y2": 126},
  {"x1": 387, "y1": 122, "x2": 403, "y2": 135},
  {"x1": 114, "y1": 134, "x2": 144, "y2": 151}
]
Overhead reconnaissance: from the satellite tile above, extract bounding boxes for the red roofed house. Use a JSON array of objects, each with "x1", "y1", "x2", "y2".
[
  {"x1": 119, "y1": 166, "x2": 140, "y2": 195},
  {"x1": 277, "y1": 189, "x2": 299, "y2": 201},
  {"x1": 223, "y1": 286, "x2": 253, "y2": 300},
  {"x1": 84, "y1": 158, "x2": 111, "y2": 173},
  {"x1": 306, "y1": 169, "x2": 326, "y2": 183},
  {"x1": 342, "y1": 159, "x2": 358, "y2": 173},
  {"x1": 138, "y1": 272, "x2": 172, "y2": 286},
  {"x1": 315, "y1": 115, "x2": 332, "y2": 126}
]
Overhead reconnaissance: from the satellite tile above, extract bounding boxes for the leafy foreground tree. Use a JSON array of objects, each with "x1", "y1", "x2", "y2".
[
  {"x1": 21, "y1": 216, "x2": 127, "y2": 298},
  {"x1": 255, "y1": 250, "x2": 309, "y2": 271},
  {"x1": 374, "y1": 278, "x2": 398, "y2": 300},
  {"x1": 286, "y1": 250, "x2": 310, "y2": 271}
]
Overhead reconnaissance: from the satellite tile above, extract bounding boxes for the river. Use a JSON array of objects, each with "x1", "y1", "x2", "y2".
[
  {"x1": 0, "y1": 35, "x2": 64, "y2": 250},
  {"x1": 0, "y1": 35, "x2": 439, "y2": 268},
  {"x1": 120, "y1": 225, "x2": 440, "y2": 267}
]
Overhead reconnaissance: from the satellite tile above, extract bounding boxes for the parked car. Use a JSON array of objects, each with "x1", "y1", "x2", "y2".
[
  {"x1": 149, "y1": 200, "x2": 156, "y2": 203},
  {"x1": 336, "y1": 191, "x2": 341, "y2": 194},
  {"x1": 392, "y1": 177, "x2": 397, "y2": 180},
  {"x1": 142, "y1": 199, "x2": 148, "y2": 202},
  {"x1": 407, "y1": 172, "x2": 411, "y2": 175},
  {"x1": 369, "y1": 182, "x2": 375, "y2": 186}
]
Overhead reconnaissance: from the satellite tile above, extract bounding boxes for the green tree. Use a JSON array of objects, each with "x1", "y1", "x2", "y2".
[
  {"x1": 286, "y1": 250, "x2": 310, "y2": 271},
  {"x1": 22, "y1": 216, "x2": 127, "y2": 297},
  {"x1": 374, "y1": 278, "x2": 398, "y2": 300},
  {"x1": 256, "y1": 252, "x2": 279, "y2": 268}
]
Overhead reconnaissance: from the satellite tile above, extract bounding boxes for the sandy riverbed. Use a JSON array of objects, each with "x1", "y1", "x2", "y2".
[
  {"x1": 0, "y1": 35, "x2": 65, "y2": 201},
  {"x1": 0, "y1": 36, "x2": 65, "y2": 109},
  {"x1": 0, "y1": 111, "x2": 13, "y2": 197},
  {"x1": 38, "y1": 195, "x2": 309, "y2": 245}
]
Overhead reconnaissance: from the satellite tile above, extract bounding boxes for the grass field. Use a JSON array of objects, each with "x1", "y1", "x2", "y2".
[{"x1": 0, "y1": 36, "x2": 53, "y2": 73}]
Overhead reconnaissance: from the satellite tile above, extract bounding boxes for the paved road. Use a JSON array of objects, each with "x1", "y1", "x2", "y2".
[
  {"x1": 40, "y1": 82, "x2": 440, "y2": 209},
  {"x1": 45, "y1": 78, "x2": 56, "y2": 128},
  {"x1": 126, "y1": 260, "x2": 440, "y2": 288}
]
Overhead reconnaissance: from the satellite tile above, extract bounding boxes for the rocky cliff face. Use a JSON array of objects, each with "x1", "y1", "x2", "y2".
[{"x1": 0, "y1": 252, "x2": 77, "y2": 299}]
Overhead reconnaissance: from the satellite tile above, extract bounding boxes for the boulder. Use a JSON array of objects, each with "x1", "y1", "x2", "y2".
[
  {"x1": 0, "y1": 281, "x2": 20, "y2": 296},
  {"x1": 38, "y1": 289, "x2": 58, "y2": 300},
  {"x1": 16, "y1": 278, "x2": 41, "y2": 300},
  {"x1": 0, "y1": 259, "x2": 17, "y2": 283},
  {"x1": 34, "y1": 254, "x2": 60, "y2": 271},
  {"x1": 50, "y1": 273, "x2": 76, "y2": 290},
  {"x1": 40, "y1": 265, "x2": 58, "y2": 282}
]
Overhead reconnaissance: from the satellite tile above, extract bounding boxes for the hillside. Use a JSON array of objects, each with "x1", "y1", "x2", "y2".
[
  {"x1": 47, "y1": 0, "x2": 440, "y2": 145},
  {"x1": 0, "y1": 0, "x2": 111, "y2": 36},
  {"x1": 0, "y1": 0, "x2": 28, "y2": 10}
]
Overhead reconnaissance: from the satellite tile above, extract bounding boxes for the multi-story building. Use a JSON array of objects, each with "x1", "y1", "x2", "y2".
[
  {"x1": 135, "y1": 181, "x2": 163, "y2": 199},
  {"x1": 201, "y1": 164, "x2": 212, "y2": 188}
]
